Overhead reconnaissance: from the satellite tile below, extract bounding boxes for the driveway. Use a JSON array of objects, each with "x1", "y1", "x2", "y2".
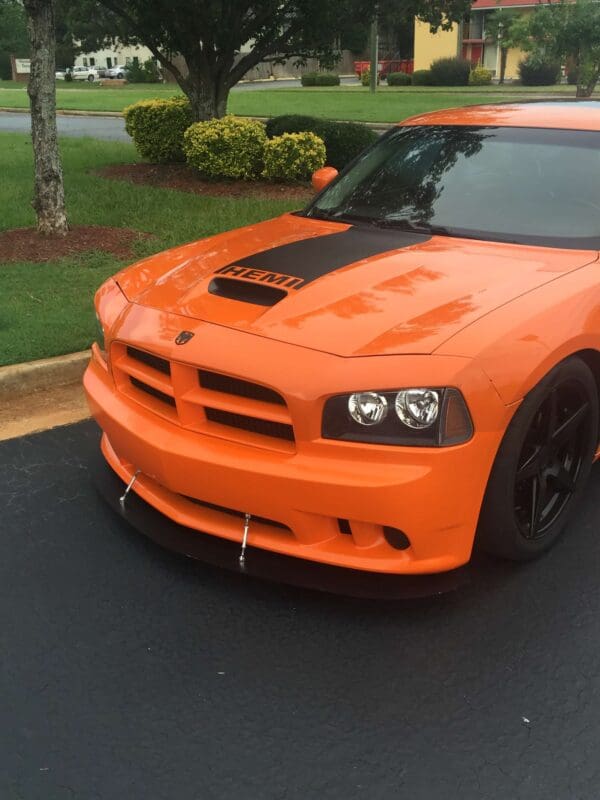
[{"x1": 2, "y1": 420, "x2": 600, "y2": 798}]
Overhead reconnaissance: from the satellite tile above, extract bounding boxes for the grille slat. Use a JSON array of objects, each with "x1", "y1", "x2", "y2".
[
  {"x1": 199, "y1": 370, "x2": 285, "y2": 405},
  {"x1": 127, "y1": 346, "x2": 171, "y2": 376},
  {"x1": 130, "y1": 376, "x2": 176, "y2": 407},
  {"x1": 205, "y1": 408, "x2": 295, "y2": 442}
]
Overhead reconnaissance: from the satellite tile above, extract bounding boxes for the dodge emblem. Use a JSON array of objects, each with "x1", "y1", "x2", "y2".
[{"x1": 175, "y1": 330, "x2": 194, "y2": 345}]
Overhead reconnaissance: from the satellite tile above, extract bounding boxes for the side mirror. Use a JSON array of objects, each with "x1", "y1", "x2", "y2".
[{"x1": 311, "y1": 167, "x2": 338, "y2": 193}]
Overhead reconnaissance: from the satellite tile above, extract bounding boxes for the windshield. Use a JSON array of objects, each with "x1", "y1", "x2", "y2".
[{"x1": 303, "y1": 125, "x2": 600, "y2": 249}]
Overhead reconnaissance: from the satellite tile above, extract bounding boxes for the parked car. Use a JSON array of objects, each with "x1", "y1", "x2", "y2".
[
  {"x1": 86, "y1": 101, "x2": 600, "y2": 596},
  {"x1": 69, "y1": 66, "x2": 99, "y2": 82},
  {"x1": 106, "y1": 65, "x2": 128, "y2": 79},
  {"x1": 55, "y1": 67, "x2": 70, "y2": 80}
]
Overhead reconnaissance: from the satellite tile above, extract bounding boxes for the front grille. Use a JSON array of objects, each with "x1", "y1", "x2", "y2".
[
  {"x1": 111, "y1": 342, "x2": 295, "y2": 450},
  {"x1": 205, "y1": 408, "x2": 295, "y2": 442}
]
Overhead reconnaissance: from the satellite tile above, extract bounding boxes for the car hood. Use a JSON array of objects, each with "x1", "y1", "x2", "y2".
[{"x1": 115, "y1": 213, "x2": 597, "y2": 357}]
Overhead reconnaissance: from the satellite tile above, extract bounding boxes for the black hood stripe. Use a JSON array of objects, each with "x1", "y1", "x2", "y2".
[{"x1": 218, "y1": 226, "x2": 430, "y2": 288}]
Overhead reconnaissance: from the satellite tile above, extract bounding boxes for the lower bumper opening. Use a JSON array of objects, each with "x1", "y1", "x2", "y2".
[{"x1": 90, "y1": 450, "x2": 469, "y2": 599}]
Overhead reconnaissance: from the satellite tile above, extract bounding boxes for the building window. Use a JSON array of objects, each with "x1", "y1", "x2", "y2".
[
  {"x1": 133, "y1": 56, "x2": 139, "y2": 66},
  {"x1": 89, "y1": 57, "x2": 95, "y2": 66},
  {"x1": 83, "y1": 57, "x2": 88, "y2": 66},
  {"x1": 125, "y1": 57, "x2": 132, "y2": 65},
  {"x1": 107, "y1": 57, "x2": 112, "y2": 68}
]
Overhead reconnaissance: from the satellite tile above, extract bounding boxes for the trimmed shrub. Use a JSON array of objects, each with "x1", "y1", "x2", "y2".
[
  {"x1": 64, "y1": 70, "x2": 73, "y2": 82},
  {"x1": 518, "y1": 58, "x2": 560, "y2": 86},
  {"x1": 301, "y1": 72, "x2": 318, "y2": 86},
  {"x1": 387, "y1": 71, "x2": 411, "y2": 86},
  {"x1": 469, "y1": 66, "x2": 493, "y2": 86},
  {"x1": 360, "y1": 68, "x2": 380, "y2": 86},
  {"x1": 263, "y1": 132, "x2": 326, "y2": 182},
  {"x1": 126, "y1": 58, "x2": 161, "y2": 84},
  {"x1": 411, "y1": 69, "x2": 434, "y2": 86},
  {"x1": 314, "y1": 73, "x2": 340, "y2": 86},
  {"x1": 183, "y1": 115, "x2": 267, "y2": 179},
  {"x1": 265, "y1": 114, "x2": 377, "y2": 170},
  {"x1": 429, "y1": 57, "x2": 471, "y2": 86},
  {"x1": 124, "y1": 96, "x2": 193, "y2": 162}
]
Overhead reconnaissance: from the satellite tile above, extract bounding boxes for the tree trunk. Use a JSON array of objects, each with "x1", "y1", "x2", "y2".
[
  {"x1": 499, "y1": 48, "x2": 508, "y2": 84},
  {"x1": 23, "y1": 0, "x2": 68, "y2": 235},
  {"x1": 184, "y1": 70, "x2": 230, "y2": 121}
]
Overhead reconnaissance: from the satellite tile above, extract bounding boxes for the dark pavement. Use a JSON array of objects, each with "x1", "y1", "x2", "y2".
[{"x1": 2, "y1": 420, "x2": 600, "y2": 799}]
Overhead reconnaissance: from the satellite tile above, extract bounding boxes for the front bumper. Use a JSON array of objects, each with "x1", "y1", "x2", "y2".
[{"x1": 84, "y1": 316, "x2": 513, "y2": 580}]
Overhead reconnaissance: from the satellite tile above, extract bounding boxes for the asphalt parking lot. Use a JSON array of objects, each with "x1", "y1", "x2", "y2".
[{"x1": 3, "y1": 420, "x2": 600, "y2": 800}]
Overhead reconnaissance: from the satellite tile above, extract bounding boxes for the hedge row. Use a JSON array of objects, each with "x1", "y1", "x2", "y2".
[
  {"x1": 301, "y1": 72, "x2": 340, "y2": 86},
  {"x1": 125, "y1": 100, "x2": 331, "y2": 181},
  {"x1": 125, "y1": 99, "x2": 378, "y2": 180}
]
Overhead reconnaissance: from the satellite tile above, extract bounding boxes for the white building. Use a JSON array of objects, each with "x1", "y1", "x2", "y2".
[{"x1": 74, "y1": 43, "x2": 154, "y2": 72}]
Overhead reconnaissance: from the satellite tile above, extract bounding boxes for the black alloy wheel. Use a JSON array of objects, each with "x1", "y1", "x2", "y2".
[{"x1": 477, "y1": 357, "x2": 598, "y2": 560}]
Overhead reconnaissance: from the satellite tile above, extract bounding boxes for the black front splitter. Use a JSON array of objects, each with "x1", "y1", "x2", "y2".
[{"x1": 91, "y1": 452, "x2": 469, "y2": 599}]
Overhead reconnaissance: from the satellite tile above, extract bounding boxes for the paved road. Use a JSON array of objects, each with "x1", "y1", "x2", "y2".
[
  {"x1": 2, "y1": 420, "x2": 600, "y2": 799},
  {"x1": 0, "y1": 78, "x2": 361, "y2": 141},
  {"x1": 0, "y1": 111, "x2": 129, "y2": 141}
]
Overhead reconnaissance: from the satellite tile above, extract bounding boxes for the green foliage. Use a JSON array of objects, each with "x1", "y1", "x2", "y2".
[
  {"x1": 387, "y1": 71, "x2": 412, "y2": 86},
  {"x1": 184, "y1": 115, "x2": 267, "y2": 179},
  {"x1": 64, "y1": 71, "x2": 74, "y2": 82},
  {"x1": 302, "y1": 71, "x2": 340, "y2": 86},
  {"x1": 429, "y1": 57, "x2": 471, "y2": 86},
  {"x1": 126, "y1": 58, "x2": 161, "y2": 83},
  {"x1": 263, "y1": 131, "x2": 326, "y2": 182},
  {"x1": 361, "y1": 68, "x2": 380, "y2": 86},
  {"x1": 265, "y1": 114, "x2": 377, "y2": 169},
  {"x1": 518, "y1": 57, "x2": 560, "y2": 86},
  {"x1": 469, "y1": 66, "x2": 493, "y2": 85},
  {"x1": 0, "y1": 0, "x2": 29, "y2": 79},
  {"x1": 411, "y1": 69, "x2": 434, "y2": 85},
  {"x1": 124, "y1": 96, "x2": 193, "y2": 162}
]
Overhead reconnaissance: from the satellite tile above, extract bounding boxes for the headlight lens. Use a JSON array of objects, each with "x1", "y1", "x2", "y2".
[
  {"x1": 348, "y1": 392, "x2": 388, "y2": 426},
  {"x1": 395, "y1": 389, "x2": 440, "y2": 429},
  {"x1": 323, "y1": 387, "x2": 473, "y2": 446}
]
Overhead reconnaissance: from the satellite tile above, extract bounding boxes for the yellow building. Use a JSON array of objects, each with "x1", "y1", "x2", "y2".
[{"x1": 414, "y1": 0, "x2": 532, "y2": 80}]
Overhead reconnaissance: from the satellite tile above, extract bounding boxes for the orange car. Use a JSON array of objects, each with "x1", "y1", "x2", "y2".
[{"x1": 85, "y1": 102, "x2": 600, "y2": 596}]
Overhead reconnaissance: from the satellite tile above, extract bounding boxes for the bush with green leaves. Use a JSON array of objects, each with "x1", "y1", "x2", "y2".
[
  {"x1": 265, "y1": 114, "x2": 377, "y2": 170},
  {"x1": 64, "y1": 70, "x2": 73, "y2": 82},
  {"x1": 314, "y1": 72, "x2": 340, "y2": 86},
  {"x1": 518, "y1": 57, "x2": 560, "y2": 85},
  {"x1": 126, "y1": 58, "x2": 162, "y2": 84},
  {"x1": 183, "y1": 115, "x2": 267, "y2": 179},
  {"x1": 263, "y1": 132, "x2": 326, "y2": 182},
  {"x1": 301, "y1": 72, "x2": 318, "y2": 86},
  {"x1": 469, "y1": 66, "x2": 493, "y2": 85},
  {"x1": 429, "y1": 57, "x2": 472, "y2": 86},
  {"x1": 360, "y1": 68, "x2": 380, "y2": 86},
  {"x1": 411, "y1": 69, "x2": 434, "y2": 86},
  {"x1": 124, "y1": 96, "x2": 193, "y2": 162},
  {"x1": 387, "y1": 71, "x2": 411, "y2": 86}
]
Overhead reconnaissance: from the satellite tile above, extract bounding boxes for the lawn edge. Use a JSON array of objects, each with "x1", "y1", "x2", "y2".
[{"x1": 0, "y1": 350, "x2": 90, "y2": 400}]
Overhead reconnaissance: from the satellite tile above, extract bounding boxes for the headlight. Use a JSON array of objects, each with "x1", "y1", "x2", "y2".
[{"x1": 323, "y1": 387, "x2": 473, "y2": 446}]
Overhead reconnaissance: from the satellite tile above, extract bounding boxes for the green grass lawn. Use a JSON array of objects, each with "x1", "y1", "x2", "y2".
[
  {"x1": 0, "y1": 79, "x2": 591, "y2": 122},
  {"x1": 0, "y1": 133, "x2": 299, "y2": 366}
]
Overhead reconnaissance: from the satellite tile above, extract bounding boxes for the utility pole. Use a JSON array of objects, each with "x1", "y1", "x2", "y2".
[{"x1": 369, "y1": 4, "x2": 378, "y2": 93}]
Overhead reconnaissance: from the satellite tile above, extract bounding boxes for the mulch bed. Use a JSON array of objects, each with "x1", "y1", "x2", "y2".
[
  {"x1": 96, "y1": 163, "x2": 314, "y2": 201},
  {"x1": 0, "y1": 226, "x2": 150, "y2": 264}
]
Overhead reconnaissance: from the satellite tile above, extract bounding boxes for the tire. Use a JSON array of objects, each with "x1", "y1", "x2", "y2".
[
  {"x1": 476, "y1": 356, "x2": 598, "y2": 560},
  {"x1": 87, "y1": 74, "x2": 94, "y2": 82},
  {"x1": 117, "y1": 72, "x2": 123, "y2": 79}
]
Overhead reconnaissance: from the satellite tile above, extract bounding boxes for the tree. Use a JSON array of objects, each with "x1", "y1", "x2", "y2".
[
  {"x1": 23, "y1": 0, "x2": 68, "y2": 234},
  {"x1": 0, "y1": 0, "x2": 29, "y2": 79},
  {"x1": 484, "y1": 9, "x2": 521, "y2": 84},
  {"x1": 514, "y1": 0, "x2": 600, "y2": 97},
  {"x1": 65, "y1": 0, "x2": 471, "y2": 121}
]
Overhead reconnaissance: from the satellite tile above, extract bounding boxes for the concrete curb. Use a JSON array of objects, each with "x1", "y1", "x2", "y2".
[{"x1": 0, "y1": 350, "x2": 90, "y2": 400}]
